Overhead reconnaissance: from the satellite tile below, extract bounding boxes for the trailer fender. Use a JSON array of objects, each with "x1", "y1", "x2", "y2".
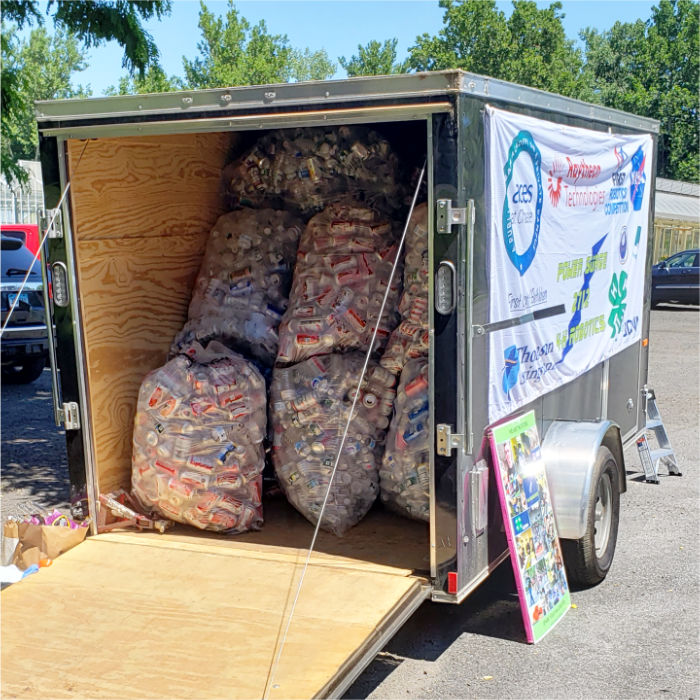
[{"x1": 541, "y1": 420, "x2": 626, "y2": 540}]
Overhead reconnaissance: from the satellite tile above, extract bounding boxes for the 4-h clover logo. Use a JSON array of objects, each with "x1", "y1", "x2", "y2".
[{"x1": 608, "y1": 271, "x2": 628, "y2": 338}]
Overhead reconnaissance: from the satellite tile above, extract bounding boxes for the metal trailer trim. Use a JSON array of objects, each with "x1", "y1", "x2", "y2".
[
  {"x1": 38, "y1": 103, "x2": 453, "y2": 139},
  {"x1": 319, "y1": 582, "x2": 431, "y2": 698},
  {"x1": 432, "y1": 549, "x2": 511, "y2": 604},
  {"x1": 600, "y1": 359, "x2": 610, "y2": 420},
  {"x1": 56, "y1": 138, "x2": 100, "y2": 534},
  {"x1": 39, "y1": 232, "x2": 62, "y2": 426},
  {"x1": 465, "y1": 201, "x2": 475, "y2": 453},
  {"x1": 35, "y1": 71, "x2": 659, "y2": 134},
  {"x1": 541, "y1": 419, "x2": 621, "y2": 540},
  {"x1": 427, "y1": 115, "x2": 438, "y2": 582}
]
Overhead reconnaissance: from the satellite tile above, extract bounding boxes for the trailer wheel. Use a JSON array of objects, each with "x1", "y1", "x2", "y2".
[{"x1": 561, "y1": 446, "x2": 620, "y2": 587}]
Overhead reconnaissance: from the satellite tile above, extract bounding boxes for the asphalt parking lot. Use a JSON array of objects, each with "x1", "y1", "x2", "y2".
[{"x1": 1, "y1": 305, "x2": 698, "y2": 698}]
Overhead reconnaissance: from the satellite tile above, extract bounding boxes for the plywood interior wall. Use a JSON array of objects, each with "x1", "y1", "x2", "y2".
[{"x1": 67, "y1": 132, "x2": 235, "y2": 494}]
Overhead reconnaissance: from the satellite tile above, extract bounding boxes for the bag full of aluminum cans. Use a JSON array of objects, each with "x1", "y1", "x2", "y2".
[
  {"x1": 131, "y1": 341, "x2": 267, "y2": 534},
  {"x1": 381, "y1": 202, "x2": 429, "y2": 374},
  {"x1": 171, "y1": 208, "x2": 303, "y2": 366},
  {"x1": 270, "y1": 353, "x2": 397, "y2": 536},
  {"x1": 276, "y1": 202, "x2": 402, "y2": 365},
  {"x1": 379, "y1": 357, "x2": 429, "y2": 522},
  {"x1": 223, "y1": 126, "x2": 403, "y2": 215}
]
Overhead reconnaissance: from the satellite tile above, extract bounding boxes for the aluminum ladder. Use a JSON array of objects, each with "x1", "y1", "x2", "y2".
[{"x1": 636, "y1": 387, "x2": 681, "y2": 483}]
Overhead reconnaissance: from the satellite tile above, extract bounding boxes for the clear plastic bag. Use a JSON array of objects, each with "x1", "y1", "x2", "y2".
[
  {"x1": 223, "y1": 126, "x2": 403, "y2": 215},
  {"x1": 270, "y1": 353, "x2": 396, "y2": 535},
  {"x1": 380, "y1": 202, "x2": 429, "y2": 374},
  {"x1": 276, "y1": 202, "x2": 402, "y2": 364},
  {"x1": 131, "y1": 341, "x2": 267, "y2": 533},
  {"x1": 379, "y1": 357, "x2": 430, "y2": 522},
  {"x1": 171, "y1": 208, "x2": 303, "y2": 366}
]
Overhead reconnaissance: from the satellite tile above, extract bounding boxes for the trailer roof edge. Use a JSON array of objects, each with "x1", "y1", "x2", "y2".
[{"x1": 34, "y1": 70, "x2": 659, "y2": 135}]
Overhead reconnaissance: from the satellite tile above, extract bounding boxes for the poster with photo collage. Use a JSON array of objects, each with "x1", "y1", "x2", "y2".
[{"x1": 488, "y1": 410, "x2": 571, "y2": 643}]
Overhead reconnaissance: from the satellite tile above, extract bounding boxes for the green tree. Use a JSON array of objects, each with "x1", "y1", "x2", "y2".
[
  {"x1": 408, "y1": 0, "x2": 586, "y2": 96},
  {"x1": 289, "y1": 48, "x2": 336, "y2": 82},
  {"x1": 105, "y1": 64, "x2": 182, "y2": 95},
  {"x1": 408, "y1": 0, "x2": 511, "y2": 76},
  {"x1": 182, "y1": 0, "x2": 292, "y2": 88},
  {"x1": 505, "y1": 1, "x2": 585, "y2": 97},
  {"x1": 2, "y1": 25, "x2": 91, "y2": 178},
  {"x1": 339, "y1": 39, "x2": 408, "y2": 77},
  {"x1": 1, "y1": 0, "x2": 172, "y2": 183},
  {"x1": 583, "y1": 0, "x2": 699, "y2": 181}
]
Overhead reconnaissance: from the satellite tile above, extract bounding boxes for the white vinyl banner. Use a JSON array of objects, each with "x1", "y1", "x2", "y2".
[{"x1": 486, "y1": 106, "x2": 653, "y2": 423}]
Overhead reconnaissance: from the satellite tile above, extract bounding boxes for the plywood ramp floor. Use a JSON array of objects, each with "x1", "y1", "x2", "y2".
[{"x1": 1, "y1": 501, "x2": 429, "y2": 700}]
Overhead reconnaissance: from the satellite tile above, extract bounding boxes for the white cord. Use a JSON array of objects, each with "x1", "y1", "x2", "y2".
[
  {"x1": 1, "y1": 140, "x2": 89, "y2": 337},
  {"x1": 263, "y1": 162, "x2": 426, "y2": 698}
]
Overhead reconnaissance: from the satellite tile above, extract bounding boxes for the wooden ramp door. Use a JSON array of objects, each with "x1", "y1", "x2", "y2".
[{"x1": 1, "y1": 505, "x2": 429, "y2": 699}]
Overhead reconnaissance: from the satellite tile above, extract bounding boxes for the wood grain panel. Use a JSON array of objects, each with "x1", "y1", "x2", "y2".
[
  {"x1": 1, "y1": 532, "x2": 426, "y2": 699},
  {"x1": 76, "y1": 234, "x2": 207, "y2": 492},
  {"x1": 67, "y1": 132, "x2": 233, "y2": 240}
]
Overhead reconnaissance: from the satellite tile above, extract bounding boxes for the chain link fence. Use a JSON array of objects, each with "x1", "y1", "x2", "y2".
[{"x1": 0, "y1": 160, "x2": 44, "y2": 224}]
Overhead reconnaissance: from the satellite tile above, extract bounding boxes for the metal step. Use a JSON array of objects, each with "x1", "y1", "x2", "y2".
[
  {"x1": 638, "y1": 387, "x2": 682, "y2": 481},
  {"x1": 649, "y1": 447, "x2": 674, "y2": 461}
]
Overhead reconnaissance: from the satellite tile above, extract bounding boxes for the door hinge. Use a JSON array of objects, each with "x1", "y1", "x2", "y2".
[
  {"x1": 39, "y1": 208, "x2": 63, "y2": 239},
  {"x1": 58, "y1": 402, "x2": 80, "y2": 430},
  {"x1": 436, "y1": 199, "x2": 468, "y2": 234},
  {"x1": 436, "y1": 424, "x2": 464, "y2": 456}
]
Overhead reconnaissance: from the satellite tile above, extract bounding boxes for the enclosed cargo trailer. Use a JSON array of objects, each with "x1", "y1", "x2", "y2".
[{"x1": 2, "y1": 71, "x2": 659, "y2": 698}]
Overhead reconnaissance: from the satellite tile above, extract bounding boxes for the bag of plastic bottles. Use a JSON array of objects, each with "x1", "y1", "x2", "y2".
[
  {"x1": 379, "y1": 357, "x2": 430, "y2": 522},
  {"x1": 131, "y1": 341, "x2": 267, "y2": 534},
  {"x1": 223, "y1": 126, "x2": 403, "y2": 215},
  {"x1": 276, "y1": 201, "x2": 402, "y2": 365},
  {"x1": 171, "y1": 208, "x2": 303, "y2": 366},
  {"x1": 381, "y1": 202, "x2": 429, "y2": 374},
  {"x1": 270, "y1": 353, "x2": 397, "y2": 536}
]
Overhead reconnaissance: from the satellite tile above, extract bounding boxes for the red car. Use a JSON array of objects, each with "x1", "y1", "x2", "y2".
[{"x1": 0, "y1": 223, "x2": 40, "y2": 257}]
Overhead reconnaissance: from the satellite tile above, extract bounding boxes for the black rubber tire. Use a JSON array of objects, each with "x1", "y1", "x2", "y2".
[
  {"x1": 561, "y1": 446, "x2": 620, "y2": 588},
  {"x1": 2, "y1": 356, "x2": 46, "y2": 384}
]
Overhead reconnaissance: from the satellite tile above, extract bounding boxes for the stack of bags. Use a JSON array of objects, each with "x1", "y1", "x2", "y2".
[
  {"x1": 378, "y1": 203, "x2": 431, "y2": 522},
  {"x1": 223, "y1": 126, "x2": 402, "y2": 215},
  {"x1": 131, "y1": 125, "x2": 409, "y2": 536},
  {"x1": 271, "y1": 202, "x2": 402, "y2": 534}
]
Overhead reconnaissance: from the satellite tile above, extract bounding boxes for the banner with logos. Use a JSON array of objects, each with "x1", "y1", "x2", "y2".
[{"x1": 485, "y1": 106, "x2": 653, "y2": 422}]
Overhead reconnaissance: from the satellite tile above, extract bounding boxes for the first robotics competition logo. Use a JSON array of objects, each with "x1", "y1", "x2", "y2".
[{"x1": 502, "y1": 130, "x2": 544, "y2": 277}]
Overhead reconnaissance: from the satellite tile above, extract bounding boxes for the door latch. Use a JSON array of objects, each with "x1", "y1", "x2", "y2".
[
  {"x1": 58, "y1": 402, "x2": 80, "y2": 430},
  {"x1": 436, "y1": 199, "x2": 468, "y2": 234},
  {"x1": 436, "y1": 424, "x2": 464, "y2": 456},
  {"x1": 39, "y1": 208, "x2": 63, "y2": 239}
]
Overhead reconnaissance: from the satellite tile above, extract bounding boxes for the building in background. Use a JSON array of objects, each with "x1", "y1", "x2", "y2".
[
  {"x1": 653, "y1": 178, "x2": 700, "y2": 262},
  {"x1": 0, "y1": 160, "x2": 44, "y2": 225}
]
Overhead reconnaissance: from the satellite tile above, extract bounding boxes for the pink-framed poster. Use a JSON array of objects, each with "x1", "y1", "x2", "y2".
[{"x1": 488, "y1": 410, "x2": 571, "y2": 643}]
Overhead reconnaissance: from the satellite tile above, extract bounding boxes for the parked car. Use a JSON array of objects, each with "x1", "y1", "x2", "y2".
[
  {"x1": 0, "y1": 223, "x2": 40, "y2": 257},
  {"x1": 1, "y1": 236, "x2": 48, "y2": 383},
  {"x1": 651, "y1": 248, "x2": 700, "y2": 307}
]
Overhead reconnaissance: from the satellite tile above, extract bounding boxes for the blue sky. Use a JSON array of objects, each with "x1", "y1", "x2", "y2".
[{"x1": 63, "y1": 0, "x2": 657, "y2": 95}]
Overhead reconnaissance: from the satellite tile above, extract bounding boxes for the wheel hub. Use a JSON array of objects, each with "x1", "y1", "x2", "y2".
[{"x1": 594, "y1": 471, "x2": 613, "y2": 555}]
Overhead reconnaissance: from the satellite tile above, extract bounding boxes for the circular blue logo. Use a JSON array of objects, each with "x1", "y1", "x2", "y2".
[
  {"x1": 502, "y1": 131, "x2": 544, "y2": 276},
  {"x1": 619, "y1": 226, "x2": 628, "y2": 265}
]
